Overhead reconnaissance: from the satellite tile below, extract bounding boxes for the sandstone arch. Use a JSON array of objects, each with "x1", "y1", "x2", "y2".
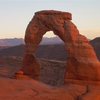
[{"x1": 18, "y1": 10, "x2": 100, "y2": 82}]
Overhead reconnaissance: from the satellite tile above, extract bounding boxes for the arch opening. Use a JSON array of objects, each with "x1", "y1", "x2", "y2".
[
  {"x1": 35, "y1": 31, "x2": 66, "y2": 86},
  {"x1": 36, "y1": 31, "x2": 66, "y2": 61},
  {"x1": 43, "y1": 31, "x2": 56, "y2": 38}
]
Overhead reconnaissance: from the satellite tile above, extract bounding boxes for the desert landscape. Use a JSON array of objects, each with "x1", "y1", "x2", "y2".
[{"x1": 0, "y1": 10, "x2": 100, "y2": 100}]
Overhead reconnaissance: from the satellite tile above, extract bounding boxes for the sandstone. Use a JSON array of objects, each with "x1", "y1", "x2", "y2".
[
  {"x1": 0, "y1": 79, "x2": 87, "y2": 100},
  {"x1": 0, "y1": 78, "x2": 100, "y2": 100},
  {"x1": 79, "y1": 86, "x2": 100, "y2": 100},
  {"x1": 1, "y1": 65, "x2": 100, "y2": 100},
  {"x1": 64, "y1": 21, "x2": 100, "y2": 82},
  {"x1": 15, "y1": 71, "x2": 32, "y2": 80},
  {"x1": 16, "y1": 70, "x2": 24, "y2": 75},
  {"x1": 17, "y1": 10, "x2": 100, "y2": 83}
]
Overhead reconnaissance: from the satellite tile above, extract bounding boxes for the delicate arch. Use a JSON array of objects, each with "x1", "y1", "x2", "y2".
[{"x1": 16, "y1": 10, "x2": 100, "y2": 82}]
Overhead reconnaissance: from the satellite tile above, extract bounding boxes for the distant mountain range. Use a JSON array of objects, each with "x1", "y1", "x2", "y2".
[
  {"x1": 0, "y1": 38, "x2": 24, "y2": 46},
  {"x1": 0, "y1": 37, "x2": 63, "y2": 46},
  {"x1": 40, "y1": 37, "x2": 63, "y2": 45},
  {"x1": 90, "y1": 37, "x2": 100, "y2": 60},
  {"x1": 0, "y1": 37, "x2": 100, "y2": 61},
  {"x1": 0, "y1": 44, "x2": 66, "y2": 61}
]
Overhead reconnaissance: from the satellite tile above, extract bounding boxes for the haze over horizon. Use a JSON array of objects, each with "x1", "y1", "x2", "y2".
[{"x1": 0, "y1": 0, "x2": 100, "y2": 39}]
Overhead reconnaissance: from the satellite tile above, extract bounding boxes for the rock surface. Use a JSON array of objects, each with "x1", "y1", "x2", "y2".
[
  {"x1": 64, "y1": 21, "x2": 100, "y2": 82},
  {"x1": 0, "y1": 58, "x2": 100, "y2": 100},
  {"x1": 19, "y1": 10, "x2": 72, "y2": 80},
  {"x1": 18, "y1": 10, "x2": 100, "y2": 82},
  {"x1": 0, "y1": 78, "x2": 100, "y2": 100}
]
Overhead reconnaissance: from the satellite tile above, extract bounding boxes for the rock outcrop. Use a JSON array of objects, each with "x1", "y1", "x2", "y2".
[
  {"x1": 1, "y1": 79, "x2": 100, "y2": 100},
  {"x1": 17, "y1": 10, "x2": 100, "y2": 83},
  {"x1": 1, "y1": 57, "x2": 100, "y2": 100},
  {"x1": 64, "y1": 21, "x2": 100, "y2": 82}
]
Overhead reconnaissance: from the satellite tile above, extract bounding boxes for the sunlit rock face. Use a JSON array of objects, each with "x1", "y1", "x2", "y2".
[
  {"x1": 64, "y1": 21, "x2": 100, "y2": 82},
  {"x1": 18, "y1": 10, "x2": 100, "y2": 82}
]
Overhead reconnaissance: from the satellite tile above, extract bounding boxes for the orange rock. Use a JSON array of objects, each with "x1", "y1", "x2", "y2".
[
  {"x1": 20, "y1": 10, "x2": 72, "y2": 80},
  {"x1": 18, "y1": 10, "x2": 100, "y2": 82},
  {"x1": 1, "y1": 78, "x2": 100, "y2": 100},
  {"x1": 15, "y1": 70, "x2": 32, "y2": 80},
  {"x1": 16, "y1": 70, "x2": 24, "y2": 75},
  {"x1": 64, "y1": 21, "x2": 100, "y2": 81}
]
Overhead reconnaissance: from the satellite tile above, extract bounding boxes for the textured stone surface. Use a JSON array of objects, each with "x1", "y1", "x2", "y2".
[
  {"x1": 18, "y1": 10, "x2": 100, "y2": 82},
  {"x1": 64, "y1": 21, "x2": 100, "y2": 82},
  {"x1": 0, "y1": 78, "x2": 100, "y2": 100},
  {"x1": 1, "y1": 60, "x2": 100, "y2": 100}
]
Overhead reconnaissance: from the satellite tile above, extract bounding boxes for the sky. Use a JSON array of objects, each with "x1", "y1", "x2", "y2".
[{"x1": 0, "y1": 0, "x2": 100, "y2": 39}]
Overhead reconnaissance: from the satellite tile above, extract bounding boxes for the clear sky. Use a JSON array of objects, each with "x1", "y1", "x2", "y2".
[{"x1": 0, "y1": 0, "x2": 100, "y2": 39}]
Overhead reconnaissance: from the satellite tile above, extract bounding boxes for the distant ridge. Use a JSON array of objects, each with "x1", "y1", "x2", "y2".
[
  {"x1": 0, "y1": 37, "x2": 99, "y2": 61},
  {"x1": 90, "y1": 37, "x2": 100, "y2": 60},
  {"x1": 0, "y1": 38, "x2": 24, "y2": 46},
  {"x1": 0, "y1": 44, "x2": 67, "y2": 61},
  {"x1": 0, "y1": 37, "x2": 63, "y2": 46},
  {"x1": 40, "y1": 37, "x2": 63, "y2": 45},
  {"x1": 1, "y1": 37, "x2": 100, "y2": 46}
]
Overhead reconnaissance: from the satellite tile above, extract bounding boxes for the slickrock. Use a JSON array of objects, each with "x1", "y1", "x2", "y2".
[
  {"x1": 64, "y1": 21, "x2": 100, "y2": 82},
  {"x1": 18, "y1": 10, "x2": 100, "y2": 82},
  {"x1": 0, "y1": 78, "x2": 100, "y2": 100}
]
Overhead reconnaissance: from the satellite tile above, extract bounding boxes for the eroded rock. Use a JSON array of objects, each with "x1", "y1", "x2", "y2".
[
  {"x1": 64, "y1": 21, "x2": 100, "y2": 82},
  {"x1": 17, "y1": 10, "x2": 100, "y2": 83}
]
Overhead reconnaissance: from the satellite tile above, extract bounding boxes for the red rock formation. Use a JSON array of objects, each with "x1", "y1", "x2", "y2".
[
  {"x1": 17, "y1": 10, "x2": 100, "y2": 82},
  {"x1": 64, "y1": 21, "x2": 100, "y2": 82},
  {"x1": 1, "y1": 78, "x2": 100, "y2": 100},
  {"x1": 17, "y1": 10, "x2": 72, "y2": 80}
]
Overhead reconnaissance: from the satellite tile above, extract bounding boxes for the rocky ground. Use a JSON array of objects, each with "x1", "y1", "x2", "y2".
[
  {"x1": 0, "y1": 57, "x2": 100, "y2": 100},
  {"x1": 0, "y1": 78, "x2": 100, "y2": 100}
]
